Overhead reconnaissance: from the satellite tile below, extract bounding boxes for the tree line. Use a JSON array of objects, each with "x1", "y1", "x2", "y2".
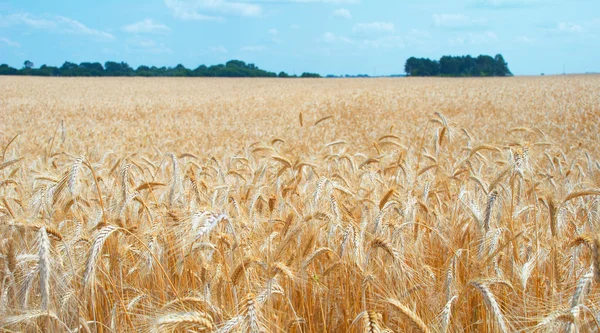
[
  {"x1": 0, "y1": 59, "x2": 322, "y2": 78},
  {"x1": 404, "y1": 54, "x2": 512, "y2": 77}
]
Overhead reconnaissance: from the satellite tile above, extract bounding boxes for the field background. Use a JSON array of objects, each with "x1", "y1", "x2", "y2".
[
  {"x1": 2, "y1": 76, "x2": 598, "y2": 157},
  {"x1": 1, "y1": 75, "x2": 600, "y2": 332}
]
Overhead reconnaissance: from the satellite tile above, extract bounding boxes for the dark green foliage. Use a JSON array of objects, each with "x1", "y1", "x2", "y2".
[
  {"x1": 0, "y1": 64, "x2": 18, "y2": 75},
  {"x1": 405, "y1": 54, "x2": 512, "y2": 77},
  {"x1": 300, "y1": 72, "x2": 321, "y2": 78},
  {"x1": 0, "y1": 59, "x2": 288, "y2": 78}
]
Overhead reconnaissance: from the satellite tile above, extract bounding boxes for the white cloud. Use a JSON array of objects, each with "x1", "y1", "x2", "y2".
[
  {"x1": 322, "y1": 32, "x2": 336, "y2": 42},
  {"x1": 136, "y1": 39, "x2": 157, "y2": 48},
  {"x1": 268, "y1": 28, "x2": 278, "y2": 35},
  {"x1": 321, "y1": 32, "x2": 354, "y2": 44},
  {"x1": 475, "y1": 0, "x2": 541, "y2": 8},
  {"x1": 165, "y1": 0, "x2": 261, "y2": 20},
  {"x1": 0, "y1": 13, "x2": 114, "y2": 40},
  {"x1": 0, "y1": 37, "x2": 21, "y2": 48},
  {"x1": 126, "y1": 38, "x2": 173, "y2": 54},
  {"x1": 332, "y1": 8, "x2": 351, "y2": 19},
  {"x1": 241, "y1": 45, "x2": 267, "y2": 52},
  {"x1": 403, "y1": 29, "x2": 430, "y2": 46},
  {"x1": 515, "y1": 35, "x2": 532, "y2": 43},
  {"x1": 449, "y1": 31, "x2": 497, "y2": 45},
  {"x1": 360, "y1": 35, "x2": 404, "y2": 49},
  {"x1": 320, "y1": 32, "x2": 406, "y2": 50},
  {"x1": 433, "y1": 13, "x2": 485, "y2": 28},
  {"x1": 0, "y1": 13, "x2": 55, "y2": 29},
  {"x1": 290, "y1": 0, "x2": 359, "y2": 3},
  {"x1": 122, "y1": 19, "x2": 170, "y2": 34},
  {"x1": 210, "y1": 45, "x2": 228, "y2": 53},
  {"x1": 557, "y1": 22, "x2": 584, "y2": 33},
  {"x1": 56, "y1": 16, "x2": 115, "y2": 39},
  {"x1": 352, "y1": 22, "x2": 394, "y2": 33}
]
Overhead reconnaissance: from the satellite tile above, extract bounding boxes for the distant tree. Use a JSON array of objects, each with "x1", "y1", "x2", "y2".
[
  {"x1": 0, "y1": 64, "x2": 18, "y2": 75},
  {"x1": 79, "y1": 62, "x2": 104, "y2": 76},
  {"x1": 494, "y1": 54, "x2": 512, "y2": 76},
  {"x1": 171, "y1": 64, "x2": 190, "y2": 76},
  {"x1": 440, "y1": 56, "x2": 459, "y2": 76},
  {"x1": 404, "y1": 57, "x2": 418, "y2": 76},
  {"x1": 0, "y1": 59, "x2": 299, "y2": 78},
  {"x1": 300, "y1": 72, "x2": 321, "y2": 78},
  {"x1": 104, "y1": 61, "x2": 133, "y2": 76},
  {"x1": 59, "y1": 62, "x2": 79, "y2": 76},
  {"x1": 406, "y1": 54, "x2": 512, "y2": 77},
  {"x1": 192, "y1": 65, "x2": 208, "y2": 77},
  {"x1": 226, "y1": 60, "x2": 247, "y2": 68},
  {"x1": 36, "y1": 65, "x2": 58, "y2": 76},
  {"x1": 136, "y1": 65, "x2": 155, "y2": 77},
  {"x1": 404, "y1": 57, "x2": 439, "y2": 76},
  {"x1": 459, "y1": 56, "x2": 474, "y2": 76},
  {"x1": 474, "y1": 55, "x2": 495, "y2": 76}
]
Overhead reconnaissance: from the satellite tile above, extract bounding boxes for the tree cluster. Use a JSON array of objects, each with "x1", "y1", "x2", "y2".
[
  {"x1": 0, "y1": 60, "x2": 322, "y2": 78},
  {"x1": 404, "y1": 54, "x2": 512, "y2": 77}
]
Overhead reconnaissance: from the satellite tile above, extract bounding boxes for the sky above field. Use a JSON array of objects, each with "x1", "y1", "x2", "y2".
[{"x1": 0, "y1": 0, "x2": 598, "y2": 76}]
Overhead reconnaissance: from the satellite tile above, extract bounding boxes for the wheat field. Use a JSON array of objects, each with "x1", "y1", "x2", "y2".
[{"x1": 1, "y1": 75, "x2": 600, "y2": 332}]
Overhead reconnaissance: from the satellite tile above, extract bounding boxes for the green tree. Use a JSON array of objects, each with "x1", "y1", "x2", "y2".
[
  {"x1": 59, "y1": 62, "x2": 79, "y2": 76},
  {"x1": 226, "y1": 60, "x2": 247, "y2": 68},
  {"x1": 0, "y1": 64, "x2": 18, "y2": 75},
  {"x1": 79, "y1": 62, "x2": 104, "y2": 76},
  {"x1": 1, "y1": 59, "x2": 298, "y2": 78},
  {"x1": 37, "y1": 65, "x2": 58, "y2": 76},
  {"x1": 104, "y1": 61, "x2": 133, "y2": 76},
  {"x1": 494, "y1": 54, "x2": 512, "y2": 76},
  {"x1": 300, "y1": 72, "x2": 321, "y2": 78},
  {"x1": 475, "y1": 55, "x2": 495, "y2": 76}
]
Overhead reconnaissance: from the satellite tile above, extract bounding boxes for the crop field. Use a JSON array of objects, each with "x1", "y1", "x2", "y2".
[{"x1": 1, "y1": 75, "x2": 600, "y2": 332}]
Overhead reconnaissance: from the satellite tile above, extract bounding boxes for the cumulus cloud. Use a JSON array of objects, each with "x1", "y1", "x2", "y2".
[
  {"x1": 165, "y1": 0, "x2": 261, "y2": 20},
  {"x1": 332, "y1": 8, "x2": 351, "y2": 19},
  {"x1": 0, "y1": 13, "x2": 114, "y2": 39},
  {"x1": 433, "y1": 13, "x2": 486, "y2": 28},
  {"x1": 122, "y1": 19, "x2": 170, "y2": 34},
  {"x1": 474, "y1": 0, "x2": 541, "y2": 8},
  {"x1": 290, "y1": 0, "x2": 359, "y2": 3},
  {"x1": 210, "y1": 45, "x2": 228, "y2": 53},
  {"x1": 449, "y1": 31, "x2": 497, "y2": 45},
  {"x1": 126, "y1": 37, "x2": 173, "y2": 54},
  {"x1": 320, "y1": 31, "x2": 408, "y2": 50},
  {"x1": 352, "y1": 21, "x2": 394, "y2": 33},
  {"x1": 515, "y1": 35, "x2": 533, "y2": 43},
  {"x1": 321, "y1": 32, "x2": 354, "y2": 44},
  {"x1": 56, "y1": 16, "x2": 115, "y2": 39},
  {"x1": 557, "y1": 22, "x2": 584, "y2": 33},
  {"x1": 241, "y1": 45, "x2": 267, "y2": 52},
  {"x1": 359, "y1": 35, "x2": 404, "y2": 49},
  {"x1": 268, "y1": 28, "x2": 279, "y2": 35},
  {"x1": 0, "y1": 37, "x2": 21, "y2": 48}
]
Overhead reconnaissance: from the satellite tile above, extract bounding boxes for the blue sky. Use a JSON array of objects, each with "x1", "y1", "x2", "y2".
[{"x1": 0, "y1": 0, "x2": 598, "y2": 75}]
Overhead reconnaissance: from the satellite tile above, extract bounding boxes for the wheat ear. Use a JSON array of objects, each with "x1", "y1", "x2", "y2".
[{"x1": 386, "y1": 298, "x2": 429, "y2": 333}]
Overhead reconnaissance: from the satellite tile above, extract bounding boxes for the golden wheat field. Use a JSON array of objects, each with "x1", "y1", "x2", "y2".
[{"x1": 1, "y1": 75, "x2": 600, "y2": 332}]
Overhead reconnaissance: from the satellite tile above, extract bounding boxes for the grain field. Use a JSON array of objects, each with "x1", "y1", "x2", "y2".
[{"x1": 0, "y1": 75, "x2": 600, "y2": 332}]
